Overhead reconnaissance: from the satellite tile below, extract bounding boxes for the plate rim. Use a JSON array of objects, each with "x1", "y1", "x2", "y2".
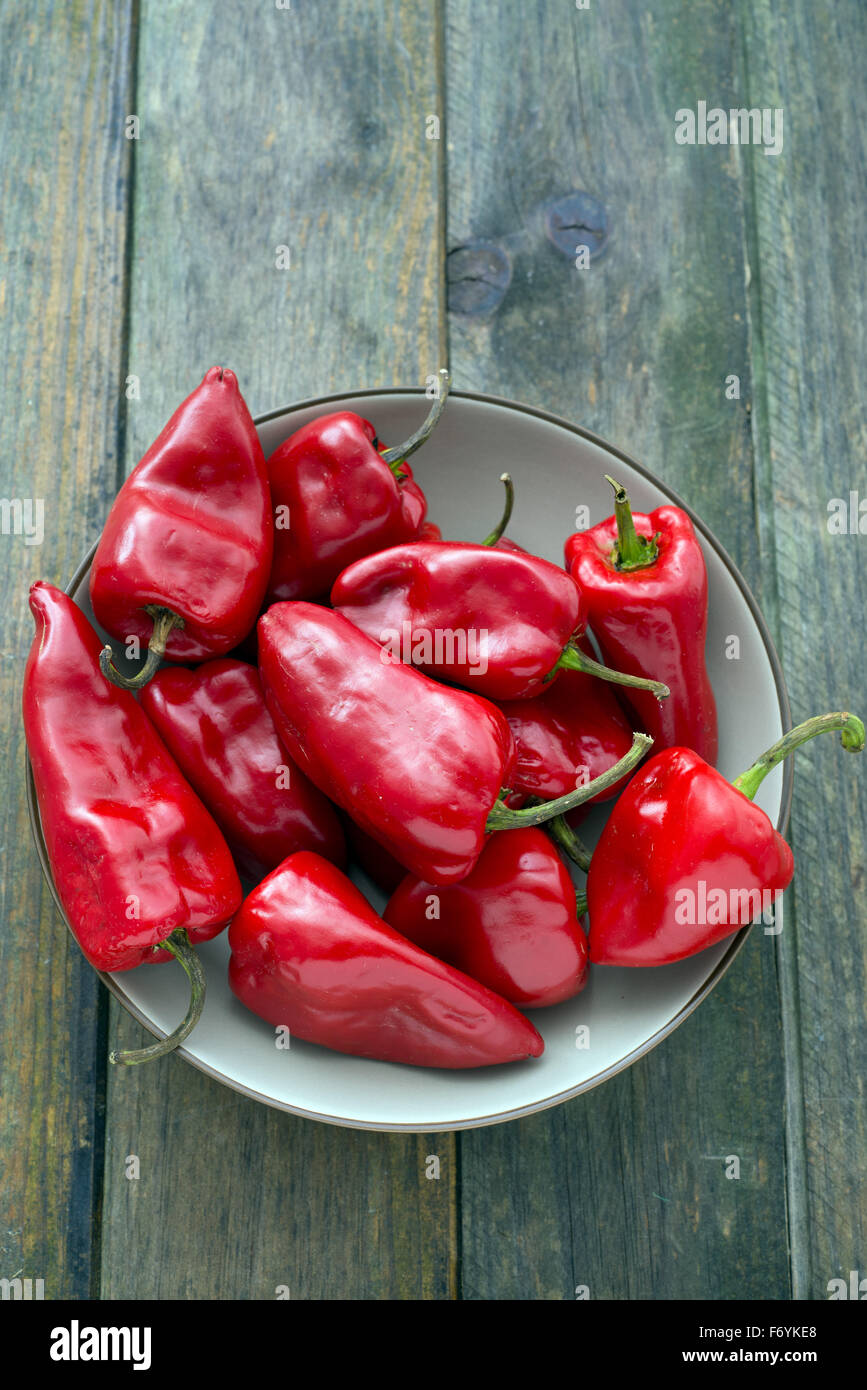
[{"x1": 25, "y1": 386, "x2": 793, "y2": 1132}]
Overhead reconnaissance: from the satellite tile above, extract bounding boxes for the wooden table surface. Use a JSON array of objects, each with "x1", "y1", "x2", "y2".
[{"x1": 2, "y1": 0, "x2": 865, "y2": 1301}]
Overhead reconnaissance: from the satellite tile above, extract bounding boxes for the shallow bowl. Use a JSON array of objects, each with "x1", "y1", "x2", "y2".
[{"x1": 27, "y1": 389, "x2": 791, "y2": 1131}]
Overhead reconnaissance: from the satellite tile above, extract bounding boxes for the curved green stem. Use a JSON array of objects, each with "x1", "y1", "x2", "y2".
[
  {"x1": 733, "y1": 712, "x2": 864, "y2": 802},
  {"x1": 382, "y1": 368, "x2": 451, "y2": 472},
  {"x1": 575, "y1": 889, "x2": 588, "y2": 919},
  {"x1": 604, "y1": 475, "x2": 659, "y2": 571},
  {"x1": 109, "y1": 929, "x2": 206, "y2": 1066},
  {"x1": 542, "y1": 810, "x2": 592, "y2": 871},
  {"x1": 100, "y1": 605, "x2": 184, "y2": 691},
  {"x1": 487, "y1": 732, "x2": 652, "y2": 831},
  {"x1": 550, "y1": 642, "x2": 670, "y2": 701},
  {"x1": 481, "y1": 473, "x2": 515, "y2": 546}
]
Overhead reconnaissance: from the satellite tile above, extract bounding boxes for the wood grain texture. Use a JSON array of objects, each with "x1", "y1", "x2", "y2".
[
  {"x1": 0, "y1": 0, "x2": 135, "y2": 1298},
  {"x1": 121, "y1": 0, "x2": 447, "y2": 455},
  {"x1": 99, "y1": 0, "x2": 454, "y2": 1300},
  {"x1": 737, "y1": 0, "x2": 867, "y2": 1299},
  {"x1": 103, "y1": 1064, "x2": 455, "y2": 1299},
  {"x1": 445, "y1": 0, "x2": 790, "y2": 1298}
]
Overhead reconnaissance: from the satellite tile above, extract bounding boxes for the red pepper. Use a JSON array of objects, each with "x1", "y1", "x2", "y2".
[
  {"x1": 23, "y1": 583, "x2": 242, "y2": 1062},
  {"x1": 497, "y1": 636, "x2": 636, "y2": 805},
  {"x1": 587, "y1": 713, "x2": 864, "y2": 966},
  {"x1": 331, "y1": 541, "x2": 670, "y2": 702},
  {"x1": 392, "y1": 457, "x2": 428, "y2": 535},
  {"x1": 228, "y1": 851, "x2": 544, "y2": 1068},
  {"x1": 265, "y1": 372, "x2": 449, "y2": 603},
  {"x1": 565, "y1": 476, "x2": 718, "y2": 763},
  {"x1": 258, "y1": 603, "x2": 652, "y2": 886},
  {"x1": 493, "y1": 536, "x2": 530, "y2": 555},
  {"x1": 259, "y1": 602, "x2": 514, "y2": 884},
  {"x1": 139, "y1": 659, "x2": 346, "y2": 881},
  {"x1": 384, "y1": 828, "x2": 589, "y2": 1008},
  {"x1": 91, "y1": 367, "x2": 273, "y2": 689}
]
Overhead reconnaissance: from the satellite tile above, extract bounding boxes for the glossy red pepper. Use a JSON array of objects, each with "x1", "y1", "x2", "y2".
[
  {"x1": 331, "y1": 541, "x2": 670, "y2": 702},
  {"x1": 565, "y1": 477, "x2": 718, "y2": 764},
  {"x1": 258, "y1": 603, "x2": 652, "y2": 886},
  {"x1": 384, "y1": 828, "x2": 589, "y2": 1008},
  {"x1": 258, "y1": 602, "x2": 514, "y2": 884},
  {"x1": 265, "y1": 372, "x2": 449, "y2": 603},
  {"x1": 492, "y1": 536, "x2": 529, "y2": 555},
  {"x1": 140, "y1": 659, "x2": 346, "y2": 881},
  {"x1": 23, "y1": 583, "x2": 242, "y2": 1062},
  {"x1": 587, "y1": 713, "x2": 864, "y2": 966},
  {"x1": 91, "y1": 366, "x2": 273, "y2": 689},
  {"x1": 228, "y1": 851, "x2": 544, "y2": 1068},
  {"x1": 498, "y1": 637, "x2": 636, "y2": 805}
]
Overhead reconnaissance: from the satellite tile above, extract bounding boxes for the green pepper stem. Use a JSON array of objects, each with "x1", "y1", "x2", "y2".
[
  {"x1": 481, "y1": 474, "x2": 515, "y2": 547},
  {"x1": 604, "y1": 475, "x2": 659, "y2": 571},
  {"x1": 109, "y1": 929, "x2": 206, "y2": 1066},
  {"x1": 100, "y1": 605, "x2": 184, "y2": 691},
  {"x1": 382, "y1": 368, "x2": 451, "y2": 471},
  {"x1": 733, "y1": 712, "x2": 864, "y2": 802},
  {"x1": 487, "y1": 732, "x2": 652, "y2": 831},
  {"x1": 575, "y1": 889, "x2": 588, "y2": 918},
  {"x1": 542, "y1": 810, "x2": 592, "y2": 871},
  {"x1": 551, "y1": 642, "x2": 670, "y2": 701}
]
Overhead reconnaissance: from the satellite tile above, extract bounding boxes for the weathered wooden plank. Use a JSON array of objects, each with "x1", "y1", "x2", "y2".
[
  {"x1": 445, "y1": 0, "x2": 790, "y2": 1297},
  {"x1": 737, "y1": 0, "x2": 867, "y2": 1300},
  {"x1": 104, "y1": 1065, "x2": 456, "y2": 1299},
  {"x1": 0, "y1": 0, "x2": 135, "y2": 1298},
  {"x1": 99, "y1": 0, "x2": 454, "y2": 1300},
  {"x1": 122, "y1": 0, "x2": 447, "y2": 450}
]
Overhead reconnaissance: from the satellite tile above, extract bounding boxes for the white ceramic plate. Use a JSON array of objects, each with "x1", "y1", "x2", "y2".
[{"x1": 28, "y1": 389, "x2": 792, "y2": 1131}]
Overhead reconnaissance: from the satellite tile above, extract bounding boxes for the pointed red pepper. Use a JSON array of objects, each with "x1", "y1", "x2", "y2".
[
  {"x1": 139, "y1": 659, "x2": 346, "y2": 881},
  {"x1": 258, "y1": 603, "x2": 652, "y2": 886},
  {"x1": 587, "y1": 713, "x2": 864, "y2": 966},
  {"x1": 331, "y1": 540, "x2": 670, "y2": 702},
  {"x1": 565, "y1": 476, "x2": 718, "y2": 763},
  {"x1": 384, "y1": 828, "x2": 589, "y2": 1008},
  {"x1": 91, "y1": 366, "x2": 273, "y2": 689},
  {"x1": 258, "y1": 602, "x2": 515, "y2": 885},
  {"x1": 228, "y1": 851, "x2": 544, "y2": 1068},
  {"x1": 265, "y1": 371, "x2": 449, "y2": 603},
  {"x1": 23, "y1": 583, "x2": 242, "y2": 1063}
]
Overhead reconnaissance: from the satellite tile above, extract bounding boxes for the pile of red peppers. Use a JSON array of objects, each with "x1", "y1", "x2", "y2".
[{"x1": 23, "y1": 366, "x2": 864, "y2": 1072}]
